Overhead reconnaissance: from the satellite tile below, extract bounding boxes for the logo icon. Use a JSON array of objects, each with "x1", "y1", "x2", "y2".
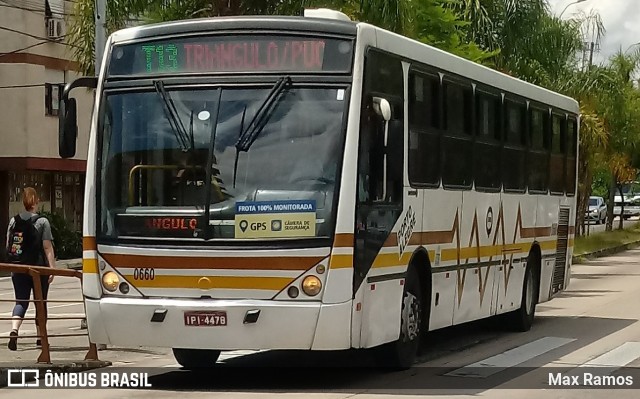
[
  {"x1": 486, "y1": 207, "x2": 494, "y2": 236},
  {"x1": 7, "y1": 369, "x2": 39, "y2": 387},
  {"x1": 271, "y1": 220, "x2": 282, "y2": 231},
  {"x1": 239, "y1": 220, "x2": 248, "y2": 232}
]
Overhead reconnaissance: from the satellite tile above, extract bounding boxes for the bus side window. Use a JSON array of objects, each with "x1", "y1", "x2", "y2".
[
  {"x1": 408, "y1": 69, "x2": 441, "y2": 187},
  {"x1": 474, "y1": 90, "x2": 502, "y2": 191},
  {"x1": 528, "y1": 107, "x2": 550, "y2": 193},
  {"x1": 441, "y1": 79, "x2": 473, "y2": 189},
  {"x1": 549, "y1": 113, "x2": 566, "y2": 195},
  {"x1": 502, "y1": 99, "x2": 527, "y2": 192},
  {"x1": 566, "y1": 116, "x2": 578, "y2": 195}
]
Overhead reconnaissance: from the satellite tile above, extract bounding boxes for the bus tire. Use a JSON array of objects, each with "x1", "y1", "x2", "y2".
[
  {"x1": 505, "y1": 253, "x2": 538, "y2": 332},
  {"x1": 172, "y1": 348, "x2": 221, "y2": 369},
  {"x1": 374, "y1": 266, "x2": 422, "y2": 370}
]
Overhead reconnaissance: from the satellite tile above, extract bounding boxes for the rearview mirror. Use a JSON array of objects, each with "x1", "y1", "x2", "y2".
[
  {"x1": 59, "y1": 98, "x2": 78, "y2": 158},
  {"x1": 57, "y1": 76, "x2": 97, "y2": 159}
]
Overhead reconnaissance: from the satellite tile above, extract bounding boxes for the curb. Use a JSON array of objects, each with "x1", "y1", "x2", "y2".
[
  {"x1": 572, "y1": 240, "x2": 640, "y2": 264},
  {"x1": 0, "y1": 360, "x2": 112, "y2": 388}
]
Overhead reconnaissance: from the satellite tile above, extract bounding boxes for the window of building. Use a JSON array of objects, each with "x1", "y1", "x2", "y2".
[
  {"x1": 408, "y1": 69, "x2": 441, "y2": 186},
  {"x1": 45, "y1": 83, "x2": 64, "y2": 116}
]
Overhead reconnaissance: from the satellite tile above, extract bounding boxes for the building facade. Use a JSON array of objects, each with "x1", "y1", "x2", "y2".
[{"x1": 0, "y1": 0, "x2": 91, "y2": 257}]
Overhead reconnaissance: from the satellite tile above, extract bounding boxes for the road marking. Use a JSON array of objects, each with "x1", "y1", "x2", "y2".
[
  {"x1": 553, "y1": 342, "x2": 640, "y2": 384},
  {"x1": 579, "y1": 341, "x2": 640, "y2": 371},
  {"x1": 446, "y1": 337, "x2": 576, "y2": 378}
]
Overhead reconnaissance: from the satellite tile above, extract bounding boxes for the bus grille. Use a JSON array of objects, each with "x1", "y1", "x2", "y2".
[{"x1": 552, "y1": 207, "x2": 570, "y2": 293}]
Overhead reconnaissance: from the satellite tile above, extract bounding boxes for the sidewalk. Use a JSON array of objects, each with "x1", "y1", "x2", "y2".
[
  {"x1": 0, "y1": 258, "x2": 109, "y2": 387},
  {"x1": 0, "y1": 336, "x2": 111, "y2": 387}
]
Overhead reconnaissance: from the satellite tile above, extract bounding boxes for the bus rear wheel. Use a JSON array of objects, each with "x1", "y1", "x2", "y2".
[
  {"x1": 505, "y1": 253, "x2": 538, "y2": 332},
  {"x1": 172, "y1": 348, "x2": 221, "y2": 369},
  {"x1": 374, "y1": 266, "x2": 422, "y2": 370}
]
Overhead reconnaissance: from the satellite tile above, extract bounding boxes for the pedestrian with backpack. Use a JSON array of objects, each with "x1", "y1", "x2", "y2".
[{"x1": 5, "y1": 187, "x2": 56, "y2": 351}]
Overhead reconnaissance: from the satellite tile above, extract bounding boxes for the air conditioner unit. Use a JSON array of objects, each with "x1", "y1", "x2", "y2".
[{"x1": 46, "y1": 18, "x2": 64, "y2": 41}]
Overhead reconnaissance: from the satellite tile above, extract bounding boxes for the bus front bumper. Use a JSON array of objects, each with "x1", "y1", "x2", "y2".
[{"x1": 85, "y1": 297, "x2": 351, "y2": 350}]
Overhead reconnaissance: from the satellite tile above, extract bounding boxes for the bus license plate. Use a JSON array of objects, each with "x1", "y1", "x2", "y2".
[{"x1": 184, "y1": 311, "x2": 227, "y2": 326}]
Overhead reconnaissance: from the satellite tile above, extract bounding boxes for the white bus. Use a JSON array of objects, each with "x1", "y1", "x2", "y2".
[{"x1": 59, "y1": 9, "x2": 578, "y2": 369}]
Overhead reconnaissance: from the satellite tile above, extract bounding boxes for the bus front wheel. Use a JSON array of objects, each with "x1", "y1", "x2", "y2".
[
  {"x1": 374, "y1": 266, "x2": 422, "y2": 369},
  {"x1": 172, "y1": 348, "x2": 221, "y2": 369},
  {"x1": 505, "y1": 253, "x2": 538, "y2": 332}
]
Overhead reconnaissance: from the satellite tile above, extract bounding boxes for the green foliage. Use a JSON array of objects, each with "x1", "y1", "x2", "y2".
[
  {"x1": 591, "y1": 168, "x2": 611, "y2": 199},
  {"x1": 38, "y1": 211, "x2": 82, "y2": 260}
]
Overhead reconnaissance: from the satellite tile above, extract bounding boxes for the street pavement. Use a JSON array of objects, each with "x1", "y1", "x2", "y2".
[{"x1": 1, "y1": 248, "x2": 640, "y2": 398}]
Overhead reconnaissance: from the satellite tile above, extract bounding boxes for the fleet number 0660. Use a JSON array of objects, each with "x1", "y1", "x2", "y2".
[{"x1": 133, "y1": 268, "x2": 155, "y2": 280}]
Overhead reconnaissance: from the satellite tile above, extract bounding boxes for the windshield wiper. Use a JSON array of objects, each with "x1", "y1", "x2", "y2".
[
  {"x1": 232, "y1": 76, "x2": 291, "y2": 187},
  {"x1": 153, "y1": 80, "x2": 191, "y2": 152}
]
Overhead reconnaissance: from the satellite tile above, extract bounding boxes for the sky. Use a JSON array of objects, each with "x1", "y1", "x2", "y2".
[{"x1": 549, "y1": 0, "x2": 640, "y2": 64}]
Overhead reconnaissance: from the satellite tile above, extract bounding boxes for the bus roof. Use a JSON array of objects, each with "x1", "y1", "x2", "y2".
[{"x1": 110, "y1": 15, "x2": 357, "y2": 43}]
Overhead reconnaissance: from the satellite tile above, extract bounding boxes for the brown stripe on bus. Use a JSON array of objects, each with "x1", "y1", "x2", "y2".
[
  {"x1": 83, "y1": 237, "x2": 97, "y2": 251},
  {"x1": 333, "y1": 233, "x2": 354, "y2": 248},
  {"x1": 520, "y1": 227, "x2": 552, "y2": 238}
]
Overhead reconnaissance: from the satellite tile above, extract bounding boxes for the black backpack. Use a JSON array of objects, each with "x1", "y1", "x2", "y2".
[{"x1": 6, "y1": 214, "x2": 45, "y2": 265}]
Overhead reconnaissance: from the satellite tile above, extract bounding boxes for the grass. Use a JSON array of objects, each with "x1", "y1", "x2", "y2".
[{"x1": 574, "y1": 221, "x2": 640, "y2": 257}]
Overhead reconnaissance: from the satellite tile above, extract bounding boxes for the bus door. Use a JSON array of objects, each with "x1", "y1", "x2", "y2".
[{"x1": 354, "y1": 49, "x2": 405, "y2": 347}]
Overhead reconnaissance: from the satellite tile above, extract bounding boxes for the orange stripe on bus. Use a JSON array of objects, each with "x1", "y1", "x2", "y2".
[{"x1": 101, "y1": 254, "x2": 322, "y2": 271}]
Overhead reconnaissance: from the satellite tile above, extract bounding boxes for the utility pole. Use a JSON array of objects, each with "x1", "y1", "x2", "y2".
[{"x1": 95, "y1": 0, "x2": 107, "y2": 76}]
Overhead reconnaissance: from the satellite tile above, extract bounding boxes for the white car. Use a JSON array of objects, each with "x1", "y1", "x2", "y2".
[{"x1": 586, "y1": 196, "x2": 607, "y2": 224}]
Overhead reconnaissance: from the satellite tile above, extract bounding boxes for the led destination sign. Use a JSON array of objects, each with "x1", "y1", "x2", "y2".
[{"x1": 108, "y1": 35, "x2": 354, "y2": 76}]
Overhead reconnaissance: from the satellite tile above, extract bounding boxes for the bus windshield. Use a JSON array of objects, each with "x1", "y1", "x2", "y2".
[{"x1": 99, "y1": 85, "x2": 347, "y2": 241}]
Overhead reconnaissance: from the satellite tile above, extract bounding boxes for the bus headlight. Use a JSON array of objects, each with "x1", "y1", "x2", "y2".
[
  {"x1": 301, "y1": 276, "x2": 322, "y2": 296},
  {"x1": 102, "y1": 271, "x2": 119, "y2": 292}
]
